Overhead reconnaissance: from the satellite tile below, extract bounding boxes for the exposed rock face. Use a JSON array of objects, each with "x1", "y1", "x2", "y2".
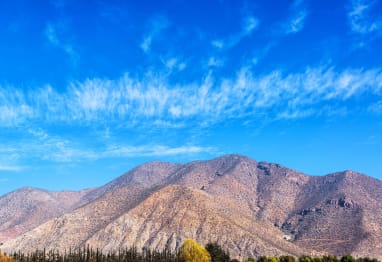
[{"x1": 1, "y1": 155, "x2": 382, "y2": 259}]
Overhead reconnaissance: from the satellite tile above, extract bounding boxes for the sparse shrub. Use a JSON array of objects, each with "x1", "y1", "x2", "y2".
[{"x1": 246, "y1": 258, "x2": 256, "y2": 262}]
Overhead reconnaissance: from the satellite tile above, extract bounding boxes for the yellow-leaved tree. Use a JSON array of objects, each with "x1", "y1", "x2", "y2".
[
  {"x1": 179, "y1": 238, "x2": 211, "y2": 262},
  {"x1": 0, "y1": 252, "x2": 15, "y2": 262}
]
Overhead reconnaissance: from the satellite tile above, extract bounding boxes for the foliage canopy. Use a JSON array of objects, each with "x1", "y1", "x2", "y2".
[{"x1": 178, "y1": 239, "x2": 211, "y2": 262}]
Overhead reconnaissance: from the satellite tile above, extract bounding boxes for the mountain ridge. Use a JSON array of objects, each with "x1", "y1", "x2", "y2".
[{"x1": 1, "y1": 154, "x2": 381, "y2": 259}]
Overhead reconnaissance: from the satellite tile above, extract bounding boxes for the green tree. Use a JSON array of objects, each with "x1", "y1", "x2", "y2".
[
  {"x1": 357, "y1": 257, "x2": 380, "y2": 262},
  {"x1": 267, "y1": 256, "x2": 280, "y2": 262},
  {"x1": 280, "y1": 256, "x2": 295, "y2": 262},
  {"x1": 299, "y1": 256, "x2": 312, "y2": 262},
  {"x1": 341, "y1": 255, "x2": 355, "y2": 262},
  {"x1": 205, "y1": 242, "x2": 230, "y2": 262},
  {"x1": 179, "y1": 239, "x2": 211, "y2": 262},
  {"x1": 258, "y1": 256, "x2": 268, "y2": 262},
  {"x1": 246, "y1": 258, "x2": 256, "y2": 262},
  {"x1": 323, "y1": 255, "x2": 339, "y2": 262}
]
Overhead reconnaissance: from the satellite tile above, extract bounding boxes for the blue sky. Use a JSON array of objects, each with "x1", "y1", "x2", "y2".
[{"x1": 1, "y1": 0, "x2": 382, "y2": 195}]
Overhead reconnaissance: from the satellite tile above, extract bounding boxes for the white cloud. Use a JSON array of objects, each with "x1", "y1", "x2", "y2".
[
  {"x1": 283, "y1": 0, "x2": 308, "y2": 35},
  {"x1": 207, "y1": 57, "x2": 224, "y2": 67},
  {"x1": 3, "y1": 127, "x2": 213, "y2": 163},
  {"x1": 211, "y1": 40, "x2": 224, "y2": 49},
  {"x1": 286, "y1": 10, "x2": 307, "y2": 34},
  {"x1": 24, "y1": 128, "x2": 96, "y2": 162},
  {"x1": 244, "y1": 16, "x2": 259, "y2": 34},
  {"x1": 140, "y1": 16, "x2": 170, "y2": 53},
  {"x1": 103, "y1": 144, "x2": 213, "y2": 158},
  {"x1": 1, "y1": 65, "x2": 382, "y2": 164},
  {"x1": 45, "y1": 23, "x2": 59, "y2": 45},
  {"x1": 212, "y1": 15, "x2": 259, "y2": 50},
  {"x1": 348, "y1": 0, "x2": 382, "y2": 35},
  {"x1": 0, "y1": 165, "x2": 23, "y2": 172},
  {"x1": 0, "y1": 87, "x2": 34, "y2": 126},
  {"x1": 161, "y1": 57, "x2": 186, "y2": 72},
  {"x1": 368, "y1": 100, "x2": 382, "y2": 114},
  {"x1": 140, "y1": 36, "x2": 152, "y2": 53},
  {"x1": 0, "y1": 147, "x2": 24, "y2": 172},
  {"x1": 0, "y1": 66, "x2": 382, "y2": 127},
  {"x1": 2, "y1": 124, "x2": 216, "y2": 164},
  {"x1": 178, "y1": 62, "x2": 187, "y2": 71},
  {"x1": 44, "y1": 22, "x2": 79, "y2": 64}
]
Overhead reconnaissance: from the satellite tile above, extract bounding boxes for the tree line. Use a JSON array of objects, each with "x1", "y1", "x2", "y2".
[{"x1": 0, "y1": 239, "x2": 380, "y2": 262}]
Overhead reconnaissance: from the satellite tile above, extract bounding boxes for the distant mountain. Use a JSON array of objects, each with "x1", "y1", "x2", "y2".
[{"x1": 1, "y1": 155, "x2": 382, "y2": 259}]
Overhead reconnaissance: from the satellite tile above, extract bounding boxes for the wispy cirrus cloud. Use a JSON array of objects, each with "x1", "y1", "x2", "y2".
[
  {"x1": 207, "y1": 57, "x2": 225, "y2": 68},
  {"x1": 7, "y1": 62, "x2": 382, "y2": 165},
  {"x1": 160, "y1": 56, "x2": 187, "y2": 72},
  {"x1": 102, "y1": 144, "x2": 214, "y2": 158},
  {"x1": 211, "y1": 15, "x2": 259, "y2": 50},
  {"x1": 368, "y1": 100, "x2": 382, "y2": 114},
  {"x1": 44, "y1": 22, "x2": 79, "y2": 64},
  {"x1": 1, "y1": 66, "x2": 382, "y2": 128},
  {"x1": 2, "y1": 127, "x2": 213, "y2": 163},
  {"x1": 0, "y1": 165, "x2": 23, "y2": 172},
  {"x1": 0, "y1": 149, "x2": 24, "y2": 172},
  {"x1": 348, "y1": 0, "x2": 382, "y2": 35},
  {"x1": 282, "y1": 0, "x2": 308, "y2": 35},
  {"x1": 140, "y1": 16, "x2": 170, "y2": 53},
  {"x1": 0, "y1": 87, "x2": 34, "y2": 126}
]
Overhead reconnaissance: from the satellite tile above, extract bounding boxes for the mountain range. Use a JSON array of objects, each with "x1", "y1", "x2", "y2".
[{"x1": 1, "y1": 155, "x2": 381, "y2": 259}]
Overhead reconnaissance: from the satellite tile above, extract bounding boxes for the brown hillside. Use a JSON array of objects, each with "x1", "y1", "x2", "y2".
[
  {"x1": 1, "y1": 155, "x2": 382, "y2": 259},
  {"x1": 0, "y1": 187, "x2": 94, "y2": 243}
]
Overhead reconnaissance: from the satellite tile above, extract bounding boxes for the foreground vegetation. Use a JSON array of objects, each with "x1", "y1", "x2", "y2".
[{"x1": 1, "y1": 239, "x2": 380, "y2": 262}]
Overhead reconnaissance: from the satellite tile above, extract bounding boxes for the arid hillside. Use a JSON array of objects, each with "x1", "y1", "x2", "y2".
[
  {"x1": 0, "y1": 187, "x2": 96, "y2": 243},
  {"x1": 1, "y1": 155, "x2": 381, "y2": 259}
]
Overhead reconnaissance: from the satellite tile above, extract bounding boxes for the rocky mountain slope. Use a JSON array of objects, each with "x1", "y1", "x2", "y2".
[
  {"x1": 0, "y1": 187, "x2": 94, "y2": 243},
  {"x1": 1, "y1": 155, "x2": 381, "y2": 259}
]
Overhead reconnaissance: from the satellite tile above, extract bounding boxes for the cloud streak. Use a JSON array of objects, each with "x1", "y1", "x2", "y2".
[
  {"x1": 1, "y1": 66, "x2": 381, "y2": 128},
  {"x1": 348, "y1": 0, "x2": 382, "y2": 35},
  {"x1": 44, "y1": 22, "x2": 79, "y2": 64},
  {"x1": 283, "y1": 0, "x2": 308, "y2": 35},
  {"x1": 2, "y1": 128, "x2": 213, "y2": 163},
  {"x1": 0, "y1": 165, "x2": 22, "y2": 172},
  {"x1": 140, "y1": 16, "x2": 170, "y2": 53},
  {"x1": 103, "y1": 144, "x2": 214, "y2": 158},
  {"x1": 368, "y1": 100, "x2": 382, "y2": 114},
  {"x1": 212, "y1": 15, "x2": 259, "y2": 50}
]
